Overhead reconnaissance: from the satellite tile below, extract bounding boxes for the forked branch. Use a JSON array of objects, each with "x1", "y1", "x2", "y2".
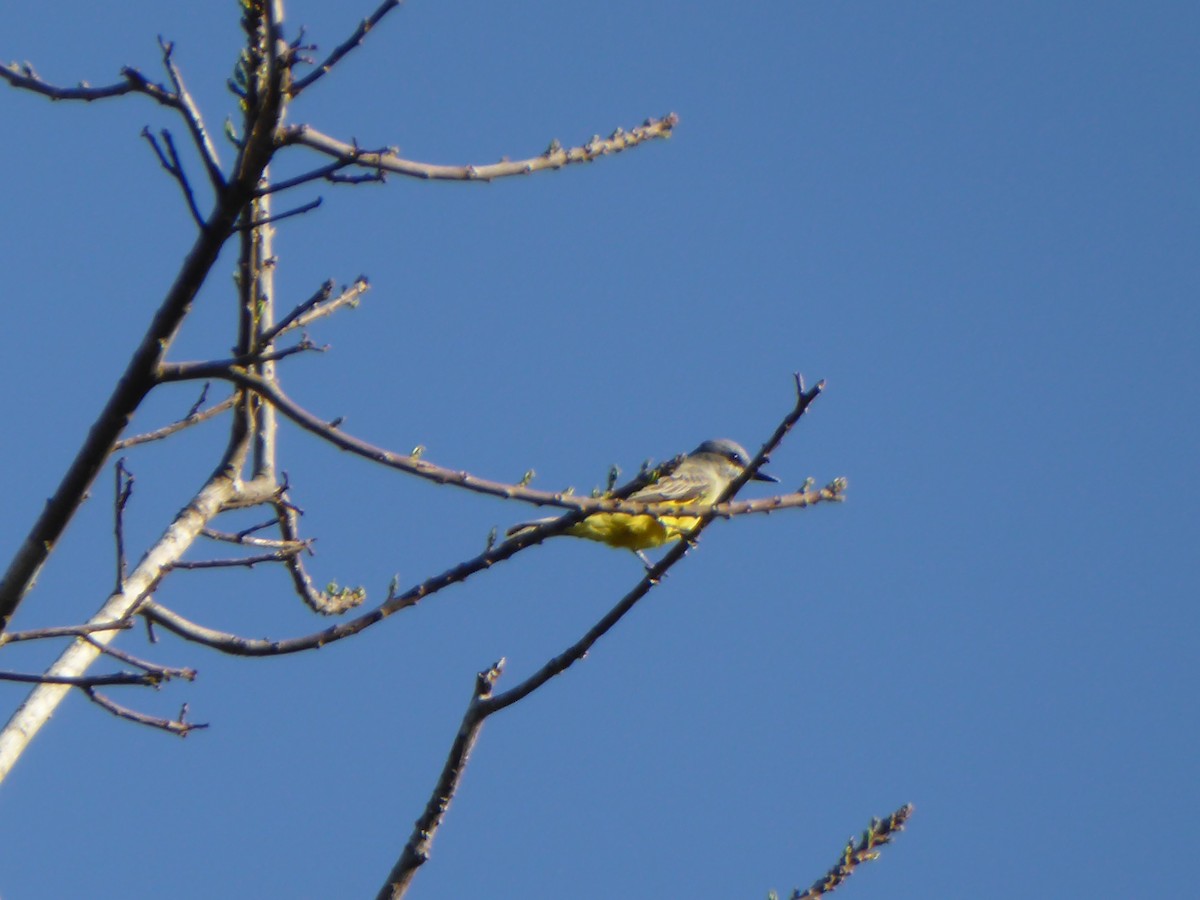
[
  {"x1": 1, "y1": 60, "x2": 179, "y2": 106},
  {"x1": 261, "y1": 277, "x2": 369, "y2": 344},
  {"x1": 0, "y1": 13, "x2": 290, "y2": 632},
  {"x1": 156, "y1": 38, "x2": 224, "y2": 189},
  {"x1": 289, "y1": 0, "x2": 405, "y2": 97},
  {"x1": 375, "y1": 378, "x2": 824, "y2": 898},
  {"x1": 141, "y1": 127, "x2": 207, "y2": 228},
  {"x1": 376, "y1": 659, "x2": 504, "y2": 900},
  {"x1": 84, "y1": 690, "x2": 207, "y2": 737}
]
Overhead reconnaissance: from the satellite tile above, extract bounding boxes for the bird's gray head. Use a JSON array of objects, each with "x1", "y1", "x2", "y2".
[{"x1": 691, "y1": 439, "x2": 779, "y2": 483}]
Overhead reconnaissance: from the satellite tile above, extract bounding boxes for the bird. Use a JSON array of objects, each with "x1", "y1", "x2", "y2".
[{"x1": 506, "y1": 438, "x2": 778, "y2": 554}]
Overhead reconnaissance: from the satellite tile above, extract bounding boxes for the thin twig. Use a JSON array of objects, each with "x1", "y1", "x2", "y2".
[
  {"x1": 256, "y1": 159, "x2": 386, "y2": 194},
  {"x1": 376, "y1": 659, "x2": 504, "y2": 900},
  {"x1": 161, "y1": 129, "x2": 207, "y2": 227},
  {"x1": 289, "y1": 1, "x2": 405, "y2": 97},
  {"x1": 324, "y1": 168, "x2": 388, "y2": 185},
  {"x1": 113, "y1": 458, "x2": 135, "y2": 591},
  {"x1": 274, "y1": 495, "x2": 364, "y2": 615},
  {"x1": 186, "y1": 382, "x2": 211, "y2": 417},
  {"x1": 81, "y1": 635, "x2": 196, "y2": 681},
  {"x1": 247, "y1": 339, "x2": 326, "y2": 365},
  {"x1": 222, "y1": 517, "x2": 283, "y2": 541},
  {"x1": 157, "y1": 38, "x2": 224, "y2": 188},
  {"x1": 168, "y1": 550, "x2": 301, "y2": 570},
  {"x1": 83, "y1": 690, "x2": 208, "y2": 737},
  {"x1": 0, "y1": 620, "x2": 133, "y2": 648},
  {"x1": 1, "y1": 60, "x2": 180, "y2": 106},
  {"x1": 260, "y1": 277, "x2": 369, "y2": 345},
  {"x1": 790, "y1": 804, "x2": 914, "y2": 900},
  {"x1": 235, "y1": 197, "x2": 322, "y2": 230},
  {"x1": 200, "y1": 527, "x2": 308, "y2": 551},
  {"x1": 279, "y1": 114, "x2": 679, "y2": 182},
  {"x1": 0, "y1": 670, "x2": 158, "y2": 687},
  {"x1": 377, "y1": 535, "x2": 703, "y2": 899},
  {"x1": 158, "y1": 344, "x2": 323, "y2": 386},
  {"x1": 140, "y1": 127, "x2": 206, "y2": 228},
  {"x1": 265, "y1": 279, "x2": 332, "y2": 339},
  {"x1": 113, "y1": 393, "x2": 237, "y2": 450}
]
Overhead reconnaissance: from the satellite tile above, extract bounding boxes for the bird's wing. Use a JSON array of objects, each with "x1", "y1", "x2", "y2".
[{"x1": 628, "y1": 468, "x2": 711, "y2": 505}]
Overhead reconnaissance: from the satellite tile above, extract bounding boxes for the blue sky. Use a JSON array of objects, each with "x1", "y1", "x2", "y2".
[{"x1": 1, "y1": 2, "x2": 1196, "y2": 897}]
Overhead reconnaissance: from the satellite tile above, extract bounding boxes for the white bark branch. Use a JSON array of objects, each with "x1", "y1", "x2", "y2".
[{"x1": 0, "y1": 465, "x2": 271, "y2": 783}]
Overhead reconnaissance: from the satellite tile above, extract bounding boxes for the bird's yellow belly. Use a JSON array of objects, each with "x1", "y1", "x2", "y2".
[{"x1": 568, "y1": 512, "x2": 699, "y2": 551}]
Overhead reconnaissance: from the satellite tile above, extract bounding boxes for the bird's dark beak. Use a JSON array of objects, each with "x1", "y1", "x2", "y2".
[{"x1": 751, "y1": 468, "x2": 779, "y2": 483}]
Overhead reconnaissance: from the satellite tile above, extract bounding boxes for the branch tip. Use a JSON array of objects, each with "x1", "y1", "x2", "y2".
[{"x1": 790, "y1": 803, "x2": 913, "y2": 900}]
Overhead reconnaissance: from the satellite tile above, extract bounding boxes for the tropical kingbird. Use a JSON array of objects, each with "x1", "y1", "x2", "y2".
[{"x1": 506, "y1": 438, "x2": 778, "y2": 552}]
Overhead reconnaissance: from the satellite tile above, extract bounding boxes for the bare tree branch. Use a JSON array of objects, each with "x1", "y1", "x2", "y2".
[
  {"x1": 168, "y1": 551, "x2": 300, "y2": 571},
  {"x1": 279, "y1": 114, "x2": 679, "y2": 182},
  {"x1": 83, "y1": 690, "x2": 208, "y2": 737},
  {"x1": 378, "y1": 540, "x2": 700, "y2": 898},
  {"x1": 158, "y1": 342, "x2": 323, "y2": 382},
  {"x1": 133, "y1": 454, "x2": 685, "y2": 654},
  {"x1": 0, "y1": 416, "x2": 272, "y2": 780},
  {"x1": 0, "y1": 14, "x2": 289, "y2": 633},
  {"x1": 489, "y1": 380, "x2": 824, "y2": 714},
  {"x1": 0, "y1": 620, "x2": 134, "y2": 648},
  {"x1": 234, "y1": 182, "x2": 277, "y2": 487},
  {"x1": 255, "y1": 159, "x2": 386, "y2": 194},
  {"x1": 204, "y1": 517, "x2": 280, "y2": 542},
  {"x1": 200, "y1": 527, "x2": 308, "y2": 552},
  {"x1": 0, "y1": 670, "x2": 159, "y2": 687},
  {"x1": 137, "y1": 474, "x2": 840, "y2": 656},
  {"x1": 113, "y1": 393, "x2": 238, "y2": 450},
  {"x1": 0, "y1": 210, "x2": 236, "y2": 628},
  {"x1": 236, "y1": 197, "x2": 323, "y2": 230},
  {"x1": 289, "y1": 0, "x2": 405, "y2": 97},
  {"x1": 260, "y1": 277, "x2": 369, "y2": 344},
  {"x1": 3, "y1": 11, "x2": 882, "y2": 900},
  {"x1": 81, "y1": 635, "x2": 196, "y2": 681},
  {"x1": 1, "y1": 60, "x2": 179, "y2": 106},
  {"x1": 157, "y1": 365, "x2": 838, "y2": 523},
  {"x1": 157, "y1": 37, "x2": 225, "y2": 189},
  {"x1": 139, "y1": 521, "x2": 548, "y2": 655},
  {"x1": 113, "y1": 458, "x2": 135, "y2": 591},
  {"x1": 232, "y1": 1, "x2": 288, "y2": 187},
  {"x1": 141, "y1": 127, "x2": 207, "y2": 228},
  {"x1": 274, "y1": 496, "x2": 365, "y2": 615},
  {"x1": 374, "y1": 379, "x2": 824, "y2": 897},
  {"x1": 788, "y1": 804, "x2": 914, "y2": 900},
  {"x1": 376, "y1": 659, "x2": 504, "y2": 900}
]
